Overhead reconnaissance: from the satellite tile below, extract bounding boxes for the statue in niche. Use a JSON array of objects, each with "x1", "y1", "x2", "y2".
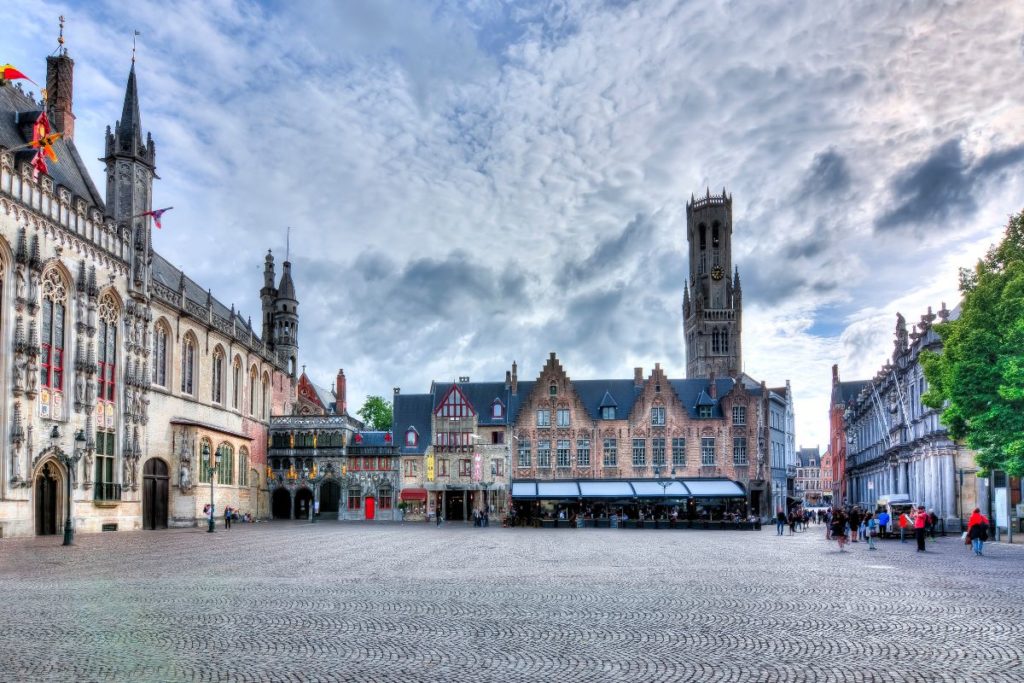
[
  {"x1": 122, "y1": 456, "x2": 131, "y2": 490},
  {"x1": 25, "y1": 359, "x2": 37, "y2": 396},
  {"x1": 14, "y1": 267, "x2": 26, "y2": 302},
  {"x1": 82, "y1": 447, "x2": 93, "y2": 488},
  {"x1": 178, "y1": 431, "x2": 193, "y2": 492},
  {"x1": 13, "y1": 357, "x2": 25, "y2": 393},
  {"x1": 75, "y1": 373, "x2": 85, "y2": 407}
]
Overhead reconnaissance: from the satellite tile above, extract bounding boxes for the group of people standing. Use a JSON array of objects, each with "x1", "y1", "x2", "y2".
[{"x1": 819, "y1": 505, "x2": 992, "y2": 556}]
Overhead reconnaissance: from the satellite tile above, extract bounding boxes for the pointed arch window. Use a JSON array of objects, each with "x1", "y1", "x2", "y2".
[
  {"x1": 721, "y1": 328, "x2": 729, "y2": 354},
  {"x1": 211, "y1": 348, "x2": 224, "y2": 404},
  {"x1": 198, "y1": 438, "x2": 214, "y2": 483},
  {"x1": 262, "y1": 372, "x2": 270, "y2": 420},
  {"x1": 216, "y1": 443, "x2": 234, "y2": 485},
  {"x1": 180, "y1": 334, "x2": 196, "y2": 395},
  {"x1": 40, "y1": 269, "x2": 68, "y2": 391},
  {"x1": 97, "y1": 292, "x2": 119, "y2": 403},
  {"x1": 238, "y1": 447, "x2": 249, "y2": 487},
  {"x1": 232, "y1": 356, "x2": 241, "y2": 409},
  {"x1": 249, "y1": 366, "x2": 258, "y2": 416},
  {"x1": 152, "y1": 323, "x2": 169, "y2": 387}
]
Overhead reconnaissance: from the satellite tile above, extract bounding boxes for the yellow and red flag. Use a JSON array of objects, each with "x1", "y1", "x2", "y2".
[{"x1": 0, "y1": 63, "x2": 36, "y2": 84}]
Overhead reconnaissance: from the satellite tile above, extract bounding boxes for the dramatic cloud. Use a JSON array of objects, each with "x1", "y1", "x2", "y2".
[{"x1": 2, "y1": 0, "x2": 1024, "y2": 448}]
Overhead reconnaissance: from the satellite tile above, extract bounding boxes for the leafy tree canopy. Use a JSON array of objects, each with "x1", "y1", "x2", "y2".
[
  {"x1": 922, "y1": 210, "x2": 1024, "y2": 476},
  {"x1": 356, "y1": 395, "x2": 394, "y2": 432}
]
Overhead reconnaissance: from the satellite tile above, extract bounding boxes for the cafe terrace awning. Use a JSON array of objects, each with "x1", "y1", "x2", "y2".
[
  {"x1": 399, "y1": 488, "x2": 428, "y2": 501},
  {"x1": 511, "y1": 479, "x2": 745, "y2": 500}
]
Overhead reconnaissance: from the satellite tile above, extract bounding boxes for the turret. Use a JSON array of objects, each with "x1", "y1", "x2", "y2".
[
  {"x1": 273, "y1": 260, "x2": 298, "y2": 377},
  {"x1": 103, "y1": 62, "x2": 155, "y2": 299},
  {"x1": 260, "y1": 250, "x2": 277, "y2": 344}
]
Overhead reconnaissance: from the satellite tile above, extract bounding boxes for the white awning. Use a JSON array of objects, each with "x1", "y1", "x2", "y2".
[
  {"x1": 537, "y1": 481, "x2": 581, "y2": 498},
  {"x1": 511, "y1": 482, "x2": 537, "y2": 498},
  {"x1": 630, "y1": 481, "x2": 689, "y2": 498},
  {"x1": 681, "y1": 479, "x2": 745, "y2": 497},
  {"x1": 578, "y1": 481, "x2": 635, "y2": 497}
]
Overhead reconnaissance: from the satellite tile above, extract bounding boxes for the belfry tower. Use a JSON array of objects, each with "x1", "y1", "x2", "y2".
[{"x1": 682, "y1": 188, "x2": 742, "y2": 378}]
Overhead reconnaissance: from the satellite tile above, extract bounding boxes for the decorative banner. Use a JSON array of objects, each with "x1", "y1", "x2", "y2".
[
  {"x1": 95, "y1": 402, "x2": 104, "y2": 423},
  {"x1": 426, "y1": 453, "x2": 435, "y2": 482},
  {"x1": 104, "y1": 402, "x2": 115, "y2": 429},
  {"x1": 472, "y1": 452, "x2": 482, "y2": 482}
]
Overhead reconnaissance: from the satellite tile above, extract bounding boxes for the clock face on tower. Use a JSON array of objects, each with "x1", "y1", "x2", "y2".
[{"x1": 711, "y1": 265, "x2": 724, "y2": 281}]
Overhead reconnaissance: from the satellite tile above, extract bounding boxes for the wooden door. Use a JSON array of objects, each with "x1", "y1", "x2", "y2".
[
  {"x1": 35, "y1": 464, "x2": 59, "y2": 535},
  {"x1": 365, "y1": 496, "x2": 375, "y2": 520},
  {"x1": 143, "y1": 459, "x2": 169, "y2": 530}
]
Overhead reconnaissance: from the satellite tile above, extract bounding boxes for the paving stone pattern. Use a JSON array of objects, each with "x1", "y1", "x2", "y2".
[{"x1": 0, "y1": 522, "x2": 1022, "y2": 682}]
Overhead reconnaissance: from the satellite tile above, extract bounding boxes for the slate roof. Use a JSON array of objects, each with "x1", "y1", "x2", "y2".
[
  {"x1": 349, "y1": 430, "x2": 395, "y2": 448},
  {"x1": 798, "y1": 447, "x2": 820, "y2": 468},
  {"x1": 309, "y1": 381, "x2": 335, "y2": 413},
  {"x1": 0, "y1": 83, "x2": 104, "y2": 207},
  {"x1": 434, "y1": 382, "x2": 510, "y2": 426},
  {"x1": 152, "y1": 252, "x2": 259, "y2": 336},
  {"x1": 833, "y1": 380, "x2": 869, "y2": 406},
  {"x1": 393, "y1": 393, "x2": 434, "y2": 455}
]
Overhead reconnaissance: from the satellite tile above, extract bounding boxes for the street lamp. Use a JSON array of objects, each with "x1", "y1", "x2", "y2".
[
  {"x1": 205, "y1": 442, "x2": 221, "y2": 533},
  {"x1": 60, "y1": 428, "x2": 86, "y2": 546}
]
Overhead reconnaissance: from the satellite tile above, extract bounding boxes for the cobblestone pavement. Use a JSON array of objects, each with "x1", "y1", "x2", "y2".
[{"x1": 1, "y1": 522, "x2": 1022, "y2": 683}]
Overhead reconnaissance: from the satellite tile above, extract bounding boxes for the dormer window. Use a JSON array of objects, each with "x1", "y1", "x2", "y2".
[
  {"x1": 405, "y1": 428, "x2": 419, "y2": 446},
  {"x1": 492, "y1": 400, "x2": 503, "y2": 418},
  {"x1": 698, "y1": 405, "x2": 713, "y2": 419},
  {"x1": 601, "y1": 406, "x2": 616, "y2": 420},
  {"x1": 549, "y1": 383, "x2": 557, "y2": 397}
]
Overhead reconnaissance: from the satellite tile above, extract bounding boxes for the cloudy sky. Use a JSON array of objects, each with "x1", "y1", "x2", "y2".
[{"x1": 3, "y1": 0, "x2": 1023, "y2": 448}]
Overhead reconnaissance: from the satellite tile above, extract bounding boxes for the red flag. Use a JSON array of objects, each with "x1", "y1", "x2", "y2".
[
  {"x1": 384, "y1": 432, "x2": 392, "y2": 443},
  {"x1": 31, "y1": 112, "x2": 60, "y2": 163},
  {"x1": 0, "y1": 63, "x2": 36, "y2": 84},
  {"x1": 31, "y1": 149, "x2": 48, "y2": 180},
  {"x1": 134, "y1": 207, "x2": 174, "y2": 229},
  {"x1": 354, "y1": 433, "x2": 363, "y2": 444}
]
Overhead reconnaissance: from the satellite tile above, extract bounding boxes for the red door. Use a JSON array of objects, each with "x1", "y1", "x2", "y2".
[{"x1": 365, "y1": 496, "x2": 376, "y2": 520}]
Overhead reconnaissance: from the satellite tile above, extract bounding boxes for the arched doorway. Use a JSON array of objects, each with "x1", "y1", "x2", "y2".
[
  {"x1": 272, "y1": 488, "x2": 292, "y2": 519},
  {"x1": 294, "y1": 488, "x2": 313, "y2": 519},
  {"x1": 365, "y1": 496, "x2": 376, "y2": 520},
  {"x1": 35, "y1": 462, "x2": 60, "y2": 536},
  {"x1": 320, "y1": 480, "x2": 341, "y2": 515},
  {"x1": 142, "y1": 459, "x2": 169, "y2": 530}
]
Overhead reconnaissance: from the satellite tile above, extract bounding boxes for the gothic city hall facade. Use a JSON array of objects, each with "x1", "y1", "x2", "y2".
[{"x1": 0, "y1": 51, "x2": 300, "y2": 537}]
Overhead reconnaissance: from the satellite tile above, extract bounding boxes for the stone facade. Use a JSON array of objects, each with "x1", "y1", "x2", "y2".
[
  {"x1": 0, "y1": 50, "x2": 296, "y2": 538},
  {"x1": 842, "y1": 305, "x2": 978, "y2": 528}
]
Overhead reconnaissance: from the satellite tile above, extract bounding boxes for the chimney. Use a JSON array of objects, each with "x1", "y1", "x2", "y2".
[
  {"x1": 46, "y1": 54, "x2": 75, "y2": 140},
  {"x1": 832, "y1": 364, "x2": 839, "y2": 384},
  {"x1": 335, "y1": 369, "x2": 347, "y2": 415},
  {"x1": 505, "y1": 370, "x2": 511, "y2": 389},
  {"x1": 709, "y1": 370, "x2": 717, "y2": 399},
  {"x1": 511, "y1": 361, "x2": 518, "y2": 396},
  {"x1": 634, "y1": 367, "x2": 643, "y2": 386}
]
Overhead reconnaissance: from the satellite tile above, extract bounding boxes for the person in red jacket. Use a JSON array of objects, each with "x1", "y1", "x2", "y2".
[
  {"x1": 913, "y1": 505, "x2": 928, "y2": 552},
  {"x1": 967, "y1": 508, "x2": 990, "y2": 556}
]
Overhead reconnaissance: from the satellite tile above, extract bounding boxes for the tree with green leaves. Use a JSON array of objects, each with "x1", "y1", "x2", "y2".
[
  {"x1": 356, "y1": 395, "x2": 394, "y2": 432},
  {"x1": 921, "y1": 210, "x2": 1024, "y2": 476}
]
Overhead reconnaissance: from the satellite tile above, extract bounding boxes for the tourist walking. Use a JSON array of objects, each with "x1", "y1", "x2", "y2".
[
  {"x1": 224, "y1": 506, "x2": 233, "y2": 530},
  {"x1": 776, "y1": 509, "x2": 786, "y2": 536},
  {"x1": 831, "y1": 509, "x2": 848, "y2": 551},
  {"x1": 913, "y1": 505, "x2": 927, "y2": 552},
  {"x1": 825, "y1": 508, "x2": 833, "y2": 540},
  {"x1": 866, "y1": 513, "x2": 878, "y2": 550},
  {"x1": 928, "y1": 509, "x2": 938, "y2": 539},
  {"x1": 788, "y1": 509, "x2": 797, "y2": 535},
  {"x1": 878, "y1": 509, "x2": 890, "y2": 539},
  {"x1": 848, "y1": 507, "x2": 862, "y2": 543},
  {"x1": 967, "y1": 508, "x2": 990, "y2": 556},
  {"x1": 898, "y1": 511, "x2": 910, "y2": 543}
]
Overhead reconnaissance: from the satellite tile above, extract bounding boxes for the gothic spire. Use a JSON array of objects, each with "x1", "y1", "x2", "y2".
[{"x1": 119, "y1": 63, "x2": 142, "y2": 151}]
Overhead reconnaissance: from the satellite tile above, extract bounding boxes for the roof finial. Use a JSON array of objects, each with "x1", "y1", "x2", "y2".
[
  {"x1": 52, "y1": 15, "x2": 67, "y2": 57},
  {"x1": 132, "y1": 29, "x2": 140, "y2": 65},
  {"x1": 286, "y1": 226, "x2": 291, "y2": 262}
]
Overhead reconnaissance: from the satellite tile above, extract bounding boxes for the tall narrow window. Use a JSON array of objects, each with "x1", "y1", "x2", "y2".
[
  {"x1": 651, "y1": 406, "x2": 666, "y2": 426},
  {"x1": 216, "y1": 443, "x2": 234, "y2": 485},
  {"x1": 732, "y1": 406, "x2": 746, "y2": 425},
  {"x1": 577, "y1": 439, "x2": 590, "y2": 467},
  {"x1": 97, "y1": 293, "x2": 118, "y2": 403},
  {"x1": 517, "y1": 439, "x2": 532, "y2": 467},
  {"x1": 556, "y1": 440, "x2": 571, "y2": 468},
  {"x1": 722, "y1": 328, "x2": 729, "y2": 353},
  {"x1": 652, "y1": 438, "x2": 666, "y2": 466},
  {"x1": 671, "y1": 437, "x2": 686, "y2": 466},
  {"x1": 712, "y1": 328, "x2": 721, "y2": 354},
  {"x1": 249, "y1": 366, "x2": 258, "y2": 416},
  {"x1": 603, "y1": 438, "x2": 617, "y2": 467},
  {"x1": 153, "y1": 323, "x2": 168, "y2": 387},
  {"x1": 232, "y1": 357, "x2": 241, "y2": 409},
  {"x1": 537, "y1": 440, "x2": 551, "y2": 468},
  {"x1": 733, "y1": 437, "x2": 748, "y2": 465},
  {"x1": 556, "y1": 408, "x2": 570, "y2": 427},
  {"x1": 211, "y1": 349, "x2": 224, "y2": 404},
  {"x1": 198, "y1": 439, "x2": 214, "y2": 483},
  {"x1": 180, "y1": 335, "x2": 195, "y2": 395},
  {"x1": 701, "y1": 437, "x2": 716, "y2": 466},
  {"x1": 632, "y1": 438, "x2": 646, "y2": 467},
  {"x1": 94, "y1": 429, "x2": 116, "y2": 500},
  {"x1": 238, "y1": 447, "x2": 249, "y2": 486},
  {"x1": 40, "y1": 269, "x2": 67, "y2": 391},
  {"x1": 262, "y1": 372, "x2": 270, "y2": 419}
]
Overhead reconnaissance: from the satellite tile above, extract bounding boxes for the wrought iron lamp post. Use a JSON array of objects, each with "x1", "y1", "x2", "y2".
[
  {"x1": 59, "y1": 427, "x2": 87, "y2": 546},
  {"x1": 206, "y1": 443, "x2": 222, "y2": 533}
]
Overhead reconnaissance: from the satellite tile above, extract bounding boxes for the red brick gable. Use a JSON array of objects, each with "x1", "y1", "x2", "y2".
[{"x1": 434, "y1": 383, "x2": 476, "y2": 418}]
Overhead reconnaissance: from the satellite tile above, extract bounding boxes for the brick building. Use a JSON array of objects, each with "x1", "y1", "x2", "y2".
[{"x1": 829, "y1": 365, "x2": 867, "y2": 508}]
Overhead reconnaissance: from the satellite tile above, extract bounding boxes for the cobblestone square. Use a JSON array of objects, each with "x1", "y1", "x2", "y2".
[{"x1": 1, "y1": 523, "x2": 1022, "y2": 682}]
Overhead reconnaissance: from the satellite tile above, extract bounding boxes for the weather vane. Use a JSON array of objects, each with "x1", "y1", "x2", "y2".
[{"x1": 132, "y1": 29, "x2": 141, "y2": 64}]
